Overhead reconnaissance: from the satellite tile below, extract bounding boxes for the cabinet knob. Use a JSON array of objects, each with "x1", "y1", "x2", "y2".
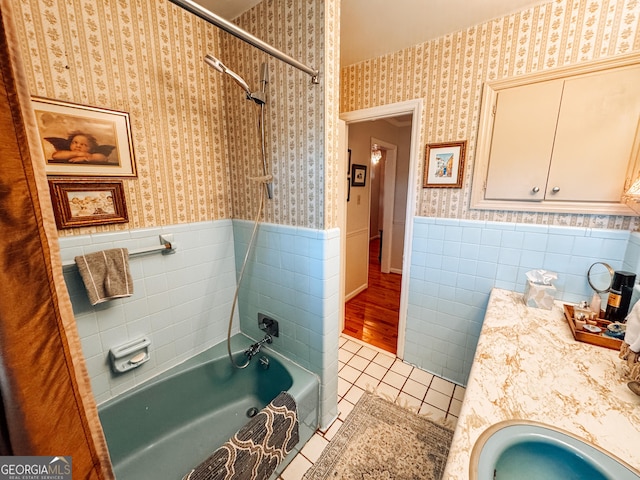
[
  {"x1": 531, "y1": 186, "x2": 540, "y2": 193},
  {"x1": 551, "y1": 186, "x2": 560, "y2": 193}
]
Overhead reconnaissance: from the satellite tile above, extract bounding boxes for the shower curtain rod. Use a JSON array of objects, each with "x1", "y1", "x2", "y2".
[{"x1": 168, "y1": 0, "x2": 320, "y2": 84}]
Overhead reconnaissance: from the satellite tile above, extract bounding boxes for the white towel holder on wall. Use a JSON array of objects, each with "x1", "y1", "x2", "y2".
[{"x1": 61, "y1": 234, "x2": 177, "y2": 272}]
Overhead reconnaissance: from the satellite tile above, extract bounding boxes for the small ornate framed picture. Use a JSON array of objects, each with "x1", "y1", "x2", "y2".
[
  {"x1": 423, "y1": 140, "x2": 466, "y2": 188},
  {"x1": 48, "y1": 178, "x2": 129, "y2": 229}
]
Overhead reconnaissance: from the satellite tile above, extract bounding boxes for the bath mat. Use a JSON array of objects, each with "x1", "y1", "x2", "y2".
[
  {"x1": 183, "y1": 391, "x2": 298, "y2": 480},
  {"x1": 303, "y1": 392, "x2": 454, "y2": 480}
]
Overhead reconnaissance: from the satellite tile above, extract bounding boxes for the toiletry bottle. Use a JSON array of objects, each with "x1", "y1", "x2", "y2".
[
  {"x1": 590, "y1": 292, "x2": 601, "y2": 318},
  {"x1": 604, "y1": 271, "x2": 636, "y2": 322}
]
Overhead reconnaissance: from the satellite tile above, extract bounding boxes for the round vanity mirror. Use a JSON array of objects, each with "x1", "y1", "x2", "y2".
[{"x1": 587, "y1": 262, "x2": 615, "y2": 293}]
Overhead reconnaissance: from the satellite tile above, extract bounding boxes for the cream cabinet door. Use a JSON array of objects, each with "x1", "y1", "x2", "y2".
[
  {"x1": 546, "y1": 65, "x2": 640, "y2": 202},
  {"x1": 471, "y1": 52, "x2": 640, "y2": 215},
  {"x1": 484, "y1": 80, "x2": 564, "y2": 201}
]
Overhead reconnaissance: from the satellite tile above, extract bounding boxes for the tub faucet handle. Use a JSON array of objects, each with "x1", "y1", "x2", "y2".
[
  {"x1": 258, "y1": 314, "x2": 279, "y2": 337},
  {"x1": 244, "y1": 343, "x2": 260, "y2": 358}
]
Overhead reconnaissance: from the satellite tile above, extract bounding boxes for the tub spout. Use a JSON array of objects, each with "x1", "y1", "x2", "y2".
[{"x1": 244, "y1": 334, "x2": 273, "y2": 358}]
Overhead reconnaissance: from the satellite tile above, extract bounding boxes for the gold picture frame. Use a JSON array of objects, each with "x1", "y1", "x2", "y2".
[
  {"x1": 49, "y1": 178, "x2": 129, "y2": 229},
  {"x1": 32, "y1": 97, "x2": 136, "y2": 177},
  {"x1": 423, "y1": 140, "x2": 467, "y2": 188}
]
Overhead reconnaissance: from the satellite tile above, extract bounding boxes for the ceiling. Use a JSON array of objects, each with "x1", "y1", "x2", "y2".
[{"x1": 192, "y1": 0, "x2": 549, "y2": 66}]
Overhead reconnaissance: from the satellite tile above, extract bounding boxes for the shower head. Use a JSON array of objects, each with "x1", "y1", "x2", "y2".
[
  {"x1": 205, "y1": 54, "x2": 264, "y2": 105},
  {"x1": 204, "y1": 54, "x2": 226, "y2": 74}
]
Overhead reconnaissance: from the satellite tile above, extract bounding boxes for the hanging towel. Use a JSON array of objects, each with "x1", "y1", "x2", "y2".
[
  {"x1": 75, "y1": 248, "x2": 133, "y2": 306},
  {"x1": 624, "y1": 300, "x2": 640, "y2": 352},
  {"x1": 619, "y1": 300, "x2": 640, "y2": 381}
]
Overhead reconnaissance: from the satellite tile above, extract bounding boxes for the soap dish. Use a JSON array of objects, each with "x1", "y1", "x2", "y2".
[
  {"x1": 109, "y1": 337, "x2": 151, "y2": 373},
  {"x1": 583, "y1": 324, "x2": 602, "y2": 334}
]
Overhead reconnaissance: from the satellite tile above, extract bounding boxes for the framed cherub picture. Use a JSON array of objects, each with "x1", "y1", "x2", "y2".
[{"x1": 32, "y1": 97, "x2": 136, "y2": 177}]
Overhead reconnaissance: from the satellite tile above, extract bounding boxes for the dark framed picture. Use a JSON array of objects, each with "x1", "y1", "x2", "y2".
[
  {"x1": 351, "y1": 164, "x2": 367, "y2": 187},
  {"x1": 423, "y1": 140, "x2": 467, "y2": 188},
  {"x1": 32, "y1": 97, "x2": 136, "y2": 177},
  {"x1": 49, "y1": 178, "x2": 129, "y2": 229}
]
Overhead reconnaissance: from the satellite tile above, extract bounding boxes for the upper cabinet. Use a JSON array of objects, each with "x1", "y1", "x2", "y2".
[{"x1": 471, "y1": 53, "x2": 640, "y2": 215}]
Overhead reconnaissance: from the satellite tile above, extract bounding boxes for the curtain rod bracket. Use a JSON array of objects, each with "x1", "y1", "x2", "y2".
[{"x1": 169, "y1": 0, "x2": 320, "y2": 84}]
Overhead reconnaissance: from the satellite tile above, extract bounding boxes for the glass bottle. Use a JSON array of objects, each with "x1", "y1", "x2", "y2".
[{"x1": 604, "y1": 271, "x2": 636, "y2": 322}]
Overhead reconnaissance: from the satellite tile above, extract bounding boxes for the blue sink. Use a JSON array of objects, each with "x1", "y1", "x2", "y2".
[{"x1": 470, "y1": 420, "x2": 640, "y2": 480}]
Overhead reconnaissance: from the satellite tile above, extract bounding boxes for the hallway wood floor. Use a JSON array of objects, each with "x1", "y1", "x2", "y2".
[{"x1": 343, "y1": 238, "x2": 401, "y2": 354}]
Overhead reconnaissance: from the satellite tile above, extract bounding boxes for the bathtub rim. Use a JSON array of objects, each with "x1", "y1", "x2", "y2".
[
  {"x1": 97, "y1": 332, "x2": 320, "y2": 416},
  {"x1": 97, "y1": 332, "x2": 321, "y2": 479}
]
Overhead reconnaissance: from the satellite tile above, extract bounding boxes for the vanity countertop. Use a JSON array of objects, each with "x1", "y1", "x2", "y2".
[{"x1": 442, "y1": 288, "x2": 640, "y2": 479}]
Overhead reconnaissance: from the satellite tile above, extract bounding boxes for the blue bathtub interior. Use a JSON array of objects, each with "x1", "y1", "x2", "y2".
[
  {"x1": 471, "y1": 420, "x2": 640, "y2": 480},
  {"x1": 98, "y1": 334, "x2": 319, "y2": 480}
]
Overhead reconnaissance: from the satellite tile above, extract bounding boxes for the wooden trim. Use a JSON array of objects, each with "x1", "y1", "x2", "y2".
[
  {"x1": 340, "y1": 98, "x2": 423, "y2": 359},
  {"x1": 487, "y1": 52, "x2": 640, "y2": 90}
]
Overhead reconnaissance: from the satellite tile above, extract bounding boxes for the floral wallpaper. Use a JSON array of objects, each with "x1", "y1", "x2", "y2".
[
  {"x1": 13, "y1": 0, "x2": 234, "y2": 235},
  {"x1": 12, "y1": 0, "x2": 336, "y2": 233},
  {"x1": 341, "y1": 0, "x2": 640, "y2": 230},
  {"x1": 224, "y1": 0, "x2": 333, "y2": 228}
]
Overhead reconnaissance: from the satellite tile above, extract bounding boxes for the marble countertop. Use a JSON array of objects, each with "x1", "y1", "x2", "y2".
[{"x1": 443, "y1": 288, "x2": 640, "y2": 479}]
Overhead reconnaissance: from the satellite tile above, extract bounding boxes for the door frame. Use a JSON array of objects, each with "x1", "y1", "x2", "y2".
[{"x1": 340, "y1": 99, "x2": 423, "y2": 358}]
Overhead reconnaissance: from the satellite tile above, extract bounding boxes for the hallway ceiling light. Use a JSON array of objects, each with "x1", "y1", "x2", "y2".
[{"x1": 371, "y1": 144, "x2": 382, "y2": 165}]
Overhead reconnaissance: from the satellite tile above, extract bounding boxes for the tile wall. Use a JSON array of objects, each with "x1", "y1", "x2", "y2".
[
  {"x1": 59, "y1": 220, "x2": 238, "y2": 404},
  {"x1": 59, "y1": 212, "x2": 638, "y2": 427},
  {"x1": 59, "y1": 219, "x2": 340, "y2": 429},
  {"x1": 233, "y1": 220, "x2": 341, "y2": 429},
  {"x1": 405, "y1": 216, "x2": 637, "y2": 386},
  {"x1": 624, "y1": 231, "x2": 640, "y2": 274}
]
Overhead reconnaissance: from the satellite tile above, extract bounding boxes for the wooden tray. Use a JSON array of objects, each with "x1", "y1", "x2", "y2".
[{"x1": 563, "y1": 304, "x2": 622, "y2": 350}]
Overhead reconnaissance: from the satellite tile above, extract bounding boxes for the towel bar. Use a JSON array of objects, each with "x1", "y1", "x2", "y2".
[{"x1": 61, "y1": 234, "x2": 176, "y2": 272}]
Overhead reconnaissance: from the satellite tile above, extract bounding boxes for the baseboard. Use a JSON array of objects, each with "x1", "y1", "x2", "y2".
[{"x1": 345, "y1": 283, "x2": 368, "y2": 302}]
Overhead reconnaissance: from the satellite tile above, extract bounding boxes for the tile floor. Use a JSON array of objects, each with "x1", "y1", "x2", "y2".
[{"x1": 278, "y1": 335, "x2": 465, "y2": 480}]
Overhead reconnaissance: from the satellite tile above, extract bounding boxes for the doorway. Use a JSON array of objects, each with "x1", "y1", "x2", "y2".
[
  {"x1": 340, "y1": 99, "x2": 423, "y2": 359},
  {"x1": 344, "y1": 135, "x2": 403, "y2": 353},
  {"x1": 343, "y1": 235, "x2": 402, "y2": 352}
]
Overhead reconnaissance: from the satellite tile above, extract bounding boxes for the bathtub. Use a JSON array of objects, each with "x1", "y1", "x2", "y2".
[{"x1": 98, "y1": 334, "x2": 319, "y2": 480}]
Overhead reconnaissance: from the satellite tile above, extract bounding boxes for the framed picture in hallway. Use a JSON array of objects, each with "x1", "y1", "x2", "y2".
[
  {"x1": 423, "y1": 140, "x2": 466, "y2": 188},
  {"x1": 351, "y1": 164, "x2": 367, "y2": 187}
]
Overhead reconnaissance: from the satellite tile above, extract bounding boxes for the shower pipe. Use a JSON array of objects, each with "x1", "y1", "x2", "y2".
[
  {"x1": 205, "y1": 54, "x2": 273, "y2": 368},
  {"x1": 206, "y1": 54, "x2": 272, "y2": 198},
  {"x1": 168, "y1": 0, "x2": 319, "y2": 84},
  {"x1": 226, "y1": 192, "x2": 266, "y2": 369}
]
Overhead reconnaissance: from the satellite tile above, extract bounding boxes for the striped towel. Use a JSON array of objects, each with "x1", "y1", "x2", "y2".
[{"x1": 75, "y1": 248, "x2": 133, "y2": 306}]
